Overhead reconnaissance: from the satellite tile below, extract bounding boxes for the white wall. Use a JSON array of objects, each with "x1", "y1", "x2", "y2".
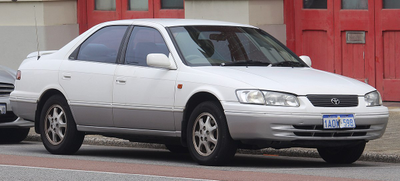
[
  {"x1": 0, "y1": 0, "x2": 78, "y2": 70},
  {"x1": 185, "y1": 0, "x2": 286, "y2": 44}
]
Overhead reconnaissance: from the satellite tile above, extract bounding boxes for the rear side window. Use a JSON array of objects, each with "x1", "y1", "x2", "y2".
[{"x1": 71, "y1": 26, "x2": 128, "y2": 63}]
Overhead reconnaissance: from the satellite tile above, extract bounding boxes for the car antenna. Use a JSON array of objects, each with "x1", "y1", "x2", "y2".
[{"x1": 33, "y1": 5, "x2": 41, "y2": 60}]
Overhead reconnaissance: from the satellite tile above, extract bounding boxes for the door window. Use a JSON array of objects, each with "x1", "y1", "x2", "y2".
[
  {"x1": 303, "y1": 0, "x2": 327, "y2": 9},
  {"x1": 95, "y1": 0, "x2": 116, "y2": 10},
  {"x1": 72, "y1": 26, "x2": 128, "y2": 63},
  {"x1": 161, "y1": 0, "x2": 184, "y2": 9},
  {"x1": 128, "y1": 0, "x2": 148, "y2": 11},
  {"x1": 342, "y1": 0, "x2": 368, "y2": 9},
  {"x1": 125, "y1": 26, "x2": 169, "y2": 66},
  {"x1": 383, "y1": 0, "x2": 400, "y2": 9}
]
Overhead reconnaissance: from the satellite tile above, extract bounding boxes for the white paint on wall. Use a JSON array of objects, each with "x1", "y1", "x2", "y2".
[{"x1": 0, "y1": 0, "x2": 78, "y2": 70}]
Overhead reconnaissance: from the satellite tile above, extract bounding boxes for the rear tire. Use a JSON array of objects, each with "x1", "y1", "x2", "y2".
[
  {"x1": 317, "y1": 141, "x2": 366, "y2": 164},
  {"x1": 39, "y1": 95, "x2": 84, "y2": 154},
  {"x1": 187, "y1": 101, "x2": 237, "y2": 165},
  {"x1": 0, "y1": 128, "x2": 30, "y2": 143}
]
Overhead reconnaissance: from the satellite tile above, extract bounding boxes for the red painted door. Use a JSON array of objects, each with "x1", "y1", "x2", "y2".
[
  {"x1": 375, "y1": 1, "x2": 400, "y2": 101},
  {"x1": 121, "y1": 0, "x2": 153, "y2": 19},
  {"x1": 87, "y1": 0, "x2": 122, "y2": 29},
  {"x1": 333, "y1": 0, "x2": 375, "y2": 85},
  {"x1": 80, "y1": 0, "x2": 184, "y2": 33},
  {"x1": 294, "y1": 0, "x2": 335, "y2": 72},
  {"x1": 294, "y1": 1, "x2": 375, "y2": 86}
]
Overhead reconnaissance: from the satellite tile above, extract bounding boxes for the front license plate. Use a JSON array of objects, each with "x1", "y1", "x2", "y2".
[
  {"x1": 0, "y1": 104, "x2": 6, "y2": 115},
  {"x1": 323, "y1": 114, "x2": 355, "y2": 129}
]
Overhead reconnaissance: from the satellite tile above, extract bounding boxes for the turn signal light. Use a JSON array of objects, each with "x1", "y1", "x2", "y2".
[{"x1": 16, "y1": 70, "x2": 21, "y2": 80}]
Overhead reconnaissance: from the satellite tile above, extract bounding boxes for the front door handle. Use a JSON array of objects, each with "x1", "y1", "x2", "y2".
[{"x1": 116, "y1": 77, "x2": 127, "y2": 85}]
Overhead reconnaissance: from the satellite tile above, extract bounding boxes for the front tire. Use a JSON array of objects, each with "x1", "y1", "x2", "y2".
[
  {"x1": 317, "y1": 141, "x2": 366, "y2": 164},
  {"x1": 187, "y1": 101, "x2": 237, "y2": 165},
  {"x1": 40, "y1": 95, "x2": 84, "y2": 154}
]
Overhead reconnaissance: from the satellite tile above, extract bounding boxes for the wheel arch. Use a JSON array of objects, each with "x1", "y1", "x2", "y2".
[
  {"x1": 34, "y1": 89, "x2": 67, "y2": 133},
  {"x1": 181, "y1": 91, "x2": 223, "y2": 147}
]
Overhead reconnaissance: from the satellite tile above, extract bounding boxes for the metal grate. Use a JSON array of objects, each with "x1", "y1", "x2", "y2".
[
  {"x1": 307, "y1": 95, "x2": 358, "y2": 107},
  {"x1": 0, "y1": 83, "x2": 14, "y2": 95},
  {"x1": 293, "y1": 125, "x2": 370, "y2": 137}
]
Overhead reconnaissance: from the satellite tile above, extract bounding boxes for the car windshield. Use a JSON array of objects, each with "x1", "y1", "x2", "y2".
[{"x1": 169, "y1": 26, "x2": 306, "y2": 67}]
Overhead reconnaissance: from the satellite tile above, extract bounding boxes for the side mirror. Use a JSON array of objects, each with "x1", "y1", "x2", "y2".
[
  {"x1": 299, "y1": 55, "x2": 312, "y2": 67},
  {"x1": 147, "y1": 53, "x2": 177, "y2": 70}
]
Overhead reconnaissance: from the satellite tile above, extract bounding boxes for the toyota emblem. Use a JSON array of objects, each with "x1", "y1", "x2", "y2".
[{"x1": 331, "y1": 98, "x2": 340, "y2": 105}]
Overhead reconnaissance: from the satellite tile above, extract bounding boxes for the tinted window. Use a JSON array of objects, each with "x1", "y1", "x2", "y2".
[
  {"x1": 342, "y1": 0, "x2": 368, "y2": 9},
  {"x1": 75, "y1": 26, "x2": 128, "y2": 63},
  {"x1": 383, "y1": 0, "x2": 400, "y2": 9},
  {"x1": 169, "y1": 26, "x2": 302, "y2": 67},
  {"x1": 161, "y1": 0, "x2": 183, "y2": 9},
  {"x1": 95, "y1": 0, "x2": 116, "y2": 11},
  {"x1": 304, "y1": 0, "x2": 327, "y2": 9},
  {"x1": 128, "y1": 0, "x2": 148, "y2": 11},
  {"x1": 125, "y1": 26, "x2": 169, "y2": 66}
]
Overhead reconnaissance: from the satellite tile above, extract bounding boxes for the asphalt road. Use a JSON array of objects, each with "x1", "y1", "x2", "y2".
[{"x1": 0, "y1": 141, "x2": 400, "y2": 181}]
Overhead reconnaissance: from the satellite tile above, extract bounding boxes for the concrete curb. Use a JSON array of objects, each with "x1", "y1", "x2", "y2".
[{"x1": 25, "y1": 133, "x2": 400, "y2": 163}]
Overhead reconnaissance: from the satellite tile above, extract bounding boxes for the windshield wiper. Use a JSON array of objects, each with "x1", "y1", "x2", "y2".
[
  {"x1": 270, "y1": 61, "x2": 305, "y2": 67},
  {"x1": 221, "y1": 60, "x2": 271, "y2": 67}
]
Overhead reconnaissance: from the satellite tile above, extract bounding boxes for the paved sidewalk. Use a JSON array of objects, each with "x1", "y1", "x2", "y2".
[{"x1": 26, "y1": 102, "x2": 400, "y2": 163}]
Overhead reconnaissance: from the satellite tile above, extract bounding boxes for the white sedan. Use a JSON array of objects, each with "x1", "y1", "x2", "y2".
[{"x1": 10, "y1": 19, "x2": 388, "y2": 165}]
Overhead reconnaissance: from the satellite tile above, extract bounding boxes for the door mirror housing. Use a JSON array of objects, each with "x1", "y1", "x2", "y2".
[
  {"x1": 299, "y1": 55, "x2": 312, "y2": 67},
  {"x1": 147, "y1": 53, "x2": 177, "y2": 70}
]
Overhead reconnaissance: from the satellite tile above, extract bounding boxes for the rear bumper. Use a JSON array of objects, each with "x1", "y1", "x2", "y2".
[{"x1": 0, "y1": 117, "x2": 34, "y2": 128}]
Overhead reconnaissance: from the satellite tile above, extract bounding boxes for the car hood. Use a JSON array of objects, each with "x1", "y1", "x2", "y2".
[
  {"x1": 0, "y1": 66, "x2": 16, "y2": 84},
  {"x1": 196, "y1": 67, "x2": 374, "y2": 95}
]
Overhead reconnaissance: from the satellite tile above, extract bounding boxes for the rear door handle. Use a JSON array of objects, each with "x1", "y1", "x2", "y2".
[{"x1": 62, "y1": 73, "x2": 72, "y2": 79}]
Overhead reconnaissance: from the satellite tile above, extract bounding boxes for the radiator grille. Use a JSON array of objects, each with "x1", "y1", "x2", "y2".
[
  {"x1": 0, "y1": 83, "x2": 14, "y2": 96},
  {"x1": 307, "y1": 95, "x2": 358, "y2": 107}
]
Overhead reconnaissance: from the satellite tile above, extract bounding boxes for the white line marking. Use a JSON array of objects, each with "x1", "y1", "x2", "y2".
[{"x1": 0, "y1": 164, "x2": 218, "y2": 181}]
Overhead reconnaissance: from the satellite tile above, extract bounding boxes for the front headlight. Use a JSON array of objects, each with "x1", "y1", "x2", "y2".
[
  {"x1": 365, "y1": 91, "x2": 382, "y2": 107},
  {"x1": 236, "y1": 90, "x2": 299, "y2": 107}
]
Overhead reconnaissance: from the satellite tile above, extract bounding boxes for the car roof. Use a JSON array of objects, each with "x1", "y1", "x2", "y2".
[{"x1": 100, "y1": 19, "x2": 256, "y2": 28}]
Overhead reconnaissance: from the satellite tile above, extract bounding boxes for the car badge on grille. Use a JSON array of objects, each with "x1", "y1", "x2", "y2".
[{"x1": 331, "y1": 98, "x2": 340, "y2": 105}]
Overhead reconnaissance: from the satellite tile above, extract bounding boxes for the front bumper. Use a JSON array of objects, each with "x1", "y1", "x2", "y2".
[{"x1": 223, "y1": 97, "x2": 389, "y2": 144}]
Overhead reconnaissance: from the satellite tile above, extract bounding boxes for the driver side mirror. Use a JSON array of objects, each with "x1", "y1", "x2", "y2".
[
  {"x1": 147, "y1": 53, "x2": 177, "y2": 70},
  {"x1": 299, "y1": 55, "x2": 312, "y2": 67}
]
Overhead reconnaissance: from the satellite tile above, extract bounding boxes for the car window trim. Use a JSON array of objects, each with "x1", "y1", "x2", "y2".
[
  {"x1": 117, "y1": 25, "x2": 134, "y2": 64},
  {"x1": 121, "y1": 25, "x2": 172, "y2": 67},
  {"x1": 69, "y1": 25, "x2": 130, "y2": 65}
]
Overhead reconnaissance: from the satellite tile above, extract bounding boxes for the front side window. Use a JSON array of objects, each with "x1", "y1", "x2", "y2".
[
  {"x1": 169, "y1": 26, "x2": 304, "y2": 67},
  {"x1": 73, "y1": 26, "x2": 128, "y2": 63},
  {"x1": 125, "y1": 26, "x2": 169, "y2": 66}
]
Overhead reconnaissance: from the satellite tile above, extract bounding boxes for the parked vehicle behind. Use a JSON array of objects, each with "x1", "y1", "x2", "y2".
[
  {"x1": 0, "y1": 65, "x2": 33, "y2": 143},
  {"x1": 10, "y1": 19, "x2": 388, "y2": 165}
]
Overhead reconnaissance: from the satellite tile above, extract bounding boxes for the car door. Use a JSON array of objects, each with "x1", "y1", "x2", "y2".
[
  {"x1": 60, "y1": 25, "x2": 129, "y2": 127},
  {"x1": 113, "y1": 26, "x2": 177, "y2": 131}
]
